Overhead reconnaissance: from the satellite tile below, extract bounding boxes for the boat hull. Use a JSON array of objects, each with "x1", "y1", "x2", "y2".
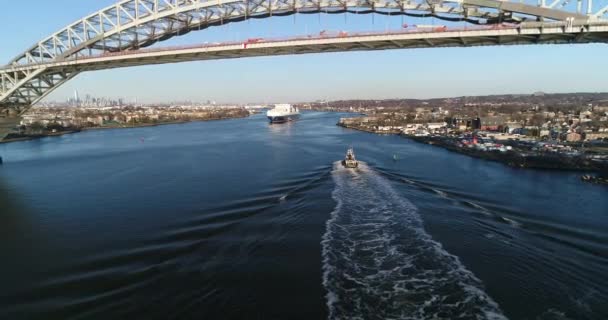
[
  {"x1": 342, "y1": 160, "x2": 359, "y2": 168},
  {"x1": 268, "y1": 114, "x2": 300, "y2": 124}
]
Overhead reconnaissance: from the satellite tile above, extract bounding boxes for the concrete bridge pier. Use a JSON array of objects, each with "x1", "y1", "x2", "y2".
[
  {"x1": 0, "y1": 122, "x2": 15, "y2": 139},
  {"x1": 1, "y1": 106, "x2": 22, "y2": 138},
  {"x1": 0, "y1": 113, "x2": 21, "y2": 165}
]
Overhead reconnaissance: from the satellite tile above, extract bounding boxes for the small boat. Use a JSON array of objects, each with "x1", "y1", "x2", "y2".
[
  {"x1": 581, "y1": 174, "x2": 608, "y2": 184},
  {"x1": 342, "y1": 148, "x2": 359, "y2": 168}
]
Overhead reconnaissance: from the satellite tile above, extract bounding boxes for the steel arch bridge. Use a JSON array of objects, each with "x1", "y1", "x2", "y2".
[{"x1": 1, "y1": 0, "x2": 608, "y2": 138}]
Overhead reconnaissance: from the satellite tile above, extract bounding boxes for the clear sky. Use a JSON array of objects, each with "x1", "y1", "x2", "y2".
[{"x1": 1, "y1": 1, "x2": 607, "y2": 103}]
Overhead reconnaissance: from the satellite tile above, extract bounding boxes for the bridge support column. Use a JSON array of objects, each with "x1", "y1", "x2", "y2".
[
  {"x1": 0, "y1": 116, "x2": 21, "y2": 136},
  {"x1": 0, "y1": 108, "x2": 22, "y2": 164}
]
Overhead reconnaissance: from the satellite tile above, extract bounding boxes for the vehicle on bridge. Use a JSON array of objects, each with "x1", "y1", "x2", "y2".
[
  {"x1": 319, "y1": 30, "x2": 349, "y2": 37},
  {"x1": 243, "y1": 38, "x2": 264, "y2": 49},
  {"x1": 414, "y1": 25, "x2": 448, "y2": 32}
]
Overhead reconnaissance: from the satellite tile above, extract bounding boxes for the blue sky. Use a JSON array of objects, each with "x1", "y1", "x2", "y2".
[{"x1": 1, "y1": 1, "x2": 607, "y2": 103}]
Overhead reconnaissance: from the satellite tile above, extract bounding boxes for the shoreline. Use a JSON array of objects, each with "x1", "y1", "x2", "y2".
[
  {"x1": 336, "y1": 123, "x2": 400, "y2": 135},
  {"x1": 0, "y1": 130, "x2": 81, "y2": 144},
  {"x1": 81, "y1": 119, "x2": 194, "y2": 131},
  {"x1": 405, "y1": 135, "x2": 607, "y2": 172},
  {"x1": 0, "y1": 115, "x2": 249, "y2": 145},
  {"x1": 337, "y1": 122, "x2": 608, "y2": 174}
]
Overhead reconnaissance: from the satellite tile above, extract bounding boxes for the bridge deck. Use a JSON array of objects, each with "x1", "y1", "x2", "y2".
[
  {"x1": 1, "y1": 21, "x2": 608, "y2": 122},
  {"x1": 3, "y1": 23, "x2": 608, "y2": 74}
]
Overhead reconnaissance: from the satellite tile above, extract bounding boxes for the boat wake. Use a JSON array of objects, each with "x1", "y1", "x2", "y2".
[{"x1": 322, "y1": 162, "x2": 507, "y2": 320}]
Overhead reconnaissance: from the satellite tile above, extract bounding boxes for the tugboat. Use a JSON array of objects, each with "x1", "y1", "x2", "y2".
[{"x1": 342, "y1": 148, "x2": 359, "y2": 168}]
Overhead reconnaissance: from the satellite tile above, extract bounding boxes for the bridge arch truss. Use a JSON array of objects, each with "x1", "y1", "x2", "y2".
[{"x1": 1, "y1": 0, "x2": 607, "y2": 111}]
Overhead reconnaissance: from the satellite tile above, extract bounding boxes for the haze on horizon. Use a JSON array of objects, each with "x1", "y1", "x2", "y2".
[{"x1": 2, "y1": 0, "x2": 608, "y2": 104}]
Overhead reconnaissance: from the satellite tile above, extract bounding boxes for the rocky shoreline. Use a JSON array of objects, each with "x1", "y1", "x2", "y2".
[
  {"x1": 0, "y1": 115, "x2": 249, "y2": 144},
  {"x1": 337, "y1": 121, "x2": 608, "y2": 184},
  {"x1": 406, "y1": 135, "x2": 608, "y2": 172},
  {"x1": 336, "y1": 122, "x2": 401, "y2": 134},
  {"x1": 0, "y1": 130, "x2": 81, "y2": 144}
]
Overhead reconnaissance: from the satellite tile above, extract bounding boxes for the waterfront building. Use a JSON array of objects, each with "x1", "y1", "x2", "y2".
[
  {"x1": 472, "y1": 117, "x2": 481, "y2": 130},
  {"x1": 585, "y1": 132, "x2": 608, "y2": 140},
  {"x1": 566, "y1": 132, "x2": 583, "y2": 142},
  {"x1": 480, "y1": 116, "x2": 507, "y2": 131},
  {"x1": 427, "y1": 122, "x2": 448, "y2": 131},
  {"x1": 505, "y1": 122, "x2": 524, "y2": 133}
]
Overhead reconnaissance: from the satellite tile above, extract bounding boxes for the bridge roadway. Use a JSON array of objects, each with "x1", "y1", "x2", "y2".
[{"x1": 4, "y1": 22, "x2": 608, "y2": 74}]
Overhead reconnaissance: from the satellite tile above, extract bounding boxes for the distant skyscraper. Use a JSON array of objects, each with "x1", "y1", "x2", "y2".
[{"x1": 74, "y1": 90, "x2": 80, "y2": 105}]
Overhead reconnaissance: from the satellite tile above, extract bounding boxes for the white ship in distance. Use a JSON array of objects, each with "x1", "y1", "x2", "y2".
[{"x1": 267, "y1": 104, "x2": 300, "y2": 123}]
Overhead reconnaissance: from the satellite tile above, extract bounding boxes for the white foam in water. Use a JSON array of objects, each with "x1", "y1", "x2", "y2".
[
  {"x1": 322, "y1": 162, "x2": 508, "y2": 320},
  {"x1": 432, "y1": 188, "x2": 449, "y2": 198},
  {"x1": 402, "y1": 178, "x2": 415, "y2": 185},
  {"x1": 500, "y1": 217, "x2": 522, "y2": 228},
  {"x1": 466, "y1": 201, "x2": 493, "y2": 217}
]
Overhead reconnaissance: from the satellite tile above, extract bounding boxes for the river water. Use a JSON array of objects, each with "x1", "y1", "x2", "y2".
[{"x1": 0, "y1": 112, "x2": 606, "y2": 319}]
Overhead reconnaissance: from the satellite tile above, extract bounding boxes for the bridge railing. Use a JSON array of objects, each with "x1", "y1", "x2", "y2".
[
  {"x1": 3, "y1": 19, "x2": 608, "y2": 73},
  {"x1": 1, "y1": 24, "x2": 528, "y2": 70}
]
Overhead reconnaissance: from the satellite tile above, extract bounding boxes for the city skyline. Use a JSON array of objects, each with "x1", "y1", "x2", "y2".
[
  {"x1": 44, "y1": 88, "x2": 608, "y2": 107},
  {"x1": 2, "y1": 1, "x2": 608, "y2": 103}
]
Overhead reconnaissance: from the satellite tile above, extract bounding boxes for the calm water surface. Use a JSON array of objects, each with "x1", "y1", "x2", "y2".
[{"x1": 0, "y1": 112, "x2": 606, "y2": 319}]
